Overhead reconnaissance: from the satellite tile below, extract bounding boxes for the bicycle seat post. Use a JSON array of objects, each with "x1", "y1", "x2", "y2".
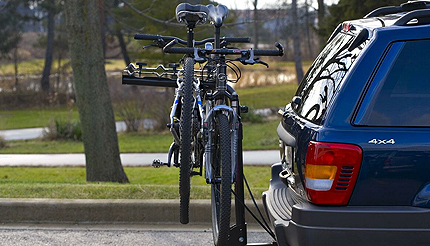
[
  {"x1": 175, "y1": 3, "x2": 209, "y2": 48},
  {"x1": 187, "y1": 27, "x2": 194, "y2": 48}
]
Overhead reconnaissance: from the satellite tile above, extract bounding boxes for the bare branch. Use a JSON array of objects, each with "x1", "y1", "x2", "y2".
[
  {"x1": 121, "y1": 0, "x2": 183, "y2": 27},
  {"x1": 121, "y1": 0, "x2": 259, "y2": 29},
  {"x1": 0, "y1": 1, "x2": 9, "y2": 12},
  {"x1": 143, "y1": 0, "x2": 157, "y2": 14},
  {"x1": 104, "y1": 5, "x2": 143, "y2": 33}
]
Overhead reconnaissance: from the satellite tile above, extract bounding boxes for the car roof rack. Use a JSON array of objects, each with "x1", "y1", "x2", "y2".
[
  {"x1": 364, "y1": 1, "x2": 430, "y2": 18},
  {"x1": 393, "y1": 9, "x2": 430, "y2": 25}
]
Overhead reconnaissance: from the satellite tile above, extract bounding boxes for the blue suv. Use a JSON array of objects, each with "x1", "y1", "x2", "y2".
[{"x1": 263, "y1": 1, "x2": 430, "y2": 245}]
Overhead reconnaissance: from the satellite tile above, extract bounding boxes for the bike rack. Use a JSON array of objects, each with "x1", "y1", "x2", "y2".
[
  {"x1": 122, "y1": 67, "x2": 278, "y2": 246},
  {"x1": 228, "y1": 120, "x2": 278, "y2": 246}
]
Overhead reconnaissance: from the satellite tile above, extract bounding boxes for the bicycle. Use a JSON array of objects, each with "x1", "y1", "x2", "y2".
[{"x1": 123, "y1": 3, "x2": 283, "y2": 246}]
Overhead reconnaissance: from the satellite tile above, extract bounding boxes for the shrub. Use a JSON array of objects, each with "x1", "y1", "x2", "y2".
[
  {"x1": 241, "y1": 109, "x2": 264, "y2": 123},
  {"x1": 0, "y1": 91, "x2": 71, "y2": 110},
  {"x1": 112, "y1": 86, "x2": 173, "y2": 132},
  {"x1": 43, "y1": 118, "x2": 82, "y2": 141},
  {"x1": 0, "y1": 135, "x2": 6, "y2": 149},
  {"x1": 115, "y1": 99, "x2": 146, "y2": 132}
]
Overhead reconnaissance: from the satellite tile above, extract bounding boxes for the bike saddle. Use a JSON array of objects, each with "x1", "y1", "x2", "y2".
[
  {"x1": 206, "y1": 4, "x2": 229, "y2": 27},
  {"x1": 175, "y1": 3, "x2": 209, "y2": 28}
]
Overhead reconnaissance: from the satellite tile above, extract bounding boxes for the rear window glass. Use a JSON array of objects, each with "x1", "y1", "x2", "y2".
[
  {"x1": 355, "y1": 39, "x2": 430, "y2": 127},
  {"x1": 293, "y1": 32, "x2": 366, "y2": 124}
]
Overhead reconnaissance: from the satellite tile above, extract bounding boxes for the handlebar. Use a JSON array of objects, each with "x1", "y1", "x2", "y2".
[
  {"x1": 163, "y1": 42, "x2": 284, "y2": 57},
  {"x1": 134, "y1": 34, "x2": 250, "y2": 45}
]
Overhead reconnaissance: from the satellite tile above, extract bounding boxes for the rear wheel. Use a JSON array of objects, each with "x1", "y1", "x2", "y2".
[
  {"x1": 179, "y1": 57, "x2": 194, "y2": 224},
  {"x1": 211, "y1": 113, "x2": 232, "y2": 246}
]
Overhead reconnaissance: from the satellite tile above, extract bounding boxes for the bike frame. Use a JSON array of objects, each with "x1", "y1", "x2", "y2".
[{"x1": 122, "y1": 8, "x2": 282, "y2": 244}]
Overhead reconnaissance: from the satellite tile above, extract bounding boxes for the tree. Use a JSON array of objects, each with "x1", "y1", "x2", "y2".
[
  {"x1": 317, "y1": 0, "x2": 325, "y2": 48},
  {"x1": 65, "y1": 0, "x2": 129, "y2": 183},
  {"x1": 40, "y1": 0, "x2": 57, "y2": 92},
  {"x1": 0, "y1": 1, "x2": 27, "y2": 90},
  {"x1": 105, "y1": 0, "x2": 131, "y2": 66},
  {"x1": 252, "y1": 0, "x2": 259, "y2": 49},
  {"x1": 304, "y1": 0, "x2": 314, "y2": 58},
  {"x1": 291, "y1": 0, "x2": 304, "y2": 84},
  {"x1": 115, "y1": 0, "x2": 213, "y2": 62},
  {"x1": 98, "y1": 0, "x2": 107, "y2": 58},
  {"x1": 319, "y1": 0, "x2": 405, "y2": 41}
]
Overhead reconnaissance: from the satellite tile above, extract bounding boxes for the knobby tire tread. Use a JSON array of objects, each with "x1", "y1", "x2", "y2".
[
  {"x1": 212, "y1": 113, "x2": 232, "y2": 246},
  {"x1": 179, "y1": 57, "x2": 194, "y2": 225}
]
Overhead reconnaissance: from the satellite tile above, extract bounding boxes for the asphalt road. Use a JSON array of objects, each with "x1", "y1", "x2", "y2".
[{"x1": 0, "y1": 224, "x2": 274, "y2": 246}]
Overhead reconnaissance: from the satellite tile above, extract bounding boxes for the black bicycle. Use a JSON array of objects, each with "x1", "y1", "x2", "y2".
[{"x1": 123, "y1": 3, "x2": 283, "y2": 245}]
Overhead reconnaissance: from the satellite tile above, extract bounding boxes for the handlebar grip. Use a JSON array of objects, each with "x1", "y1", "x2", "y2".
[
  {"x1": 164, "y1": 47, "x2": 194, "y2": 54},
  {"x1": 254, "y1": 42, "x2": 284, "y2": 56},
  {"x1": 134, "y1": 34, "x2": 160, "y2": 40},
  {"x1": 223, "y1": 37, "x2": 251, "y2": 43},
  {"x1": 253, "y1": 49, "x2": 281, "y2": 56}
]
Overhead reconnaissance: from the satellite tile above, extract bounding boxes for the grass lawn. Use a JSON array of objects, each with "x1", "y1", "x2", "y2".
[
  {"x1": 237, "y1": 83, "x2": 297, "y2": 109},
  {"x1": 0, "y1": 120, "x2": 281, "y2": 154},
  {"x1": 0, "y1": 84, "x2": 297, "y2": 130},
  {"x1": 0, "y1": 107, "x2": 80, "y2": 130},
  {"x1": 0, "y1": 83, "x2": 296, "y2": 130},
  {"x1": 0, "y1": 59, "x2": 126, "y2": 76},
  {"x1": 0, "y1": 166, "x2": 270, "y2": 200}
]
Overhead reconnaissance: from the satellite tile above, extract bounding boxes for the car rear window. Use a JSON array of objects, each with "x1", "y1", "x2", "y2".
[
  {"x1": 354, "y1": 39, "x2": 430, "y2": 127},
  {"x1": 293, "y1": 32, "x2": 366, "y2": 124}
]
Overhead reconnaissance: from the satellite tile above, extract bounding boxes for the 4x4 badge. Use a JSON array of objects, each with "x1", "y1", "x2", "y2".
[{"x1": 368, "y1": 139, "x2": 395, "y2": 145}]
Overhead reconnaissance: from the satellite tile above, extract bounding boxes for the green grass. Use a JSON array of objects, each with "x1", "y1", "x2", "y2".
[
  {"x1": 236, "y1": 83, "x2": 297, "y2": 109},
  {"x1": 0, "y1": 120, "x2": 281, "y2": 154},
  {"x1": 0, "y1": 59, "x2": 126, "y2": 76},
  {"x1": 0, "y1": 83, "x2": 296, "y2": 130},
  {"x1": 0, "y1": 166, "x2": 270, "y2": 199},
  {"x1": 0, "y1": 107, "x2": 80, "y2": 130}
]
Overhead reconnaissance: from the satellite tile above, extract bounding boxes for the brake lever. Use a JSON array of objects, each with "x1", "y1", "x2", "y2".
[
  {"x1": 234, "y1": 50, "x2": 269, "y2": 68},
  {"x1": 255, "y1": 59, "x2": 269, "y2": 68},
  {"x1": 244, "y1": 49, "x2": 255, "y2": 65},
  {"x1": 194, "y1": 48, "x2": 206, "y2": 63},
  {"x1": 143, "y1": 44, "x2": 159, "y2": 49}
]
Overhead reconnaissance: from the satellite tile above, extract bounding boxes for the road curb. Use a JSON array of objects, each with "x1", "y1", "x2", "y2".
[{"x1": 0, "y1": 199, "x2": 266, "y2": 225}]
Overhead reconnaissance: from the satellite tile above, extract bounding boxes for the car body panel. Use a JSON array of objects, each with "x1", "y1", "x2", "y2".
[{"x1": 265, "y1": 4, "x2": 430, "y2": 245}]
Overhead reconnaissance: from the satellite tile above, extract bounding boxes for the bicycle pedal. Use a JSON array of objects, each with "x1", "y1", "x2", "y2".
[
  {"x1": 190, "y1": 171, "x2": 200, "y2": 177},
  {"x1": 240, "y1": 105, "x2": 249, "y2": 113},
  {"x1": 152, "y1": 159, "x2": 169, "y2": 168}
]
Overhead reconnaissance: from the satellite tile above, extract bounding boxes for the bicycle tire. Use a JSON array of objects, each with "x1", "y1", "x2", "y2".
[
  {"x1": 179, "y1": 57, "x2": 194, "y2": 224},
  {"x1": 211, "y1": 113, "x2": 232, "y2": 246}
]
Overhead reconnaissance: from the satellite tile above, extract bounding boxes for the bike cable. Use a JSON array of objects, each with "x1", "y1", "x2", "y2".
[
  {"x1": 230, "y1": 174, "x2": 276, "y2": 240},
  {"x1": 226, "y1": 60, "x2": 241, "y2": 83}
]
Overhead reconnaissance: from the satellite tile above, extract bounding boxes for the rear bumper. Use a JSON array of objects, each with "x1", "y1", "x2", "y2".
[{"x1": 263, "y1": 164, "x2": 430, "y2": 246}]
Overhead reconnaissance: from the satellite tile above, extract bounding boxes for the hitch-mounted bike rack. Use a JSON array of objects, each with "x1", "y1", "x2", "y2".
[{"x1": 122, "y1": 73, "x2": 277, "y2": 246}]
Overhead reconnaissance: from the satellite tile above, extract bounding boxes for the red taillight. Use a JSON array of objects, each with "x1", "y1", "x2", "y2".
[{"x1": 304, "y1": 141, "x2": 362, "y2": 205}]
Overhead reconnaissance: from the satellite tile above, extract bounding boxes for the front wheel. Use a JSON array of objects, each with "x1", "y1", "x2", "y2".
[{"x1": 211, "y1": 113, "x2": 232, "y2": 246}]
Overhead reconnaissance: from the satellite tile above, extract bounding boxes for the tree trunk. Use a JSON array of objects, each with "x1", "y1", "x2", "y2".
[
  {"x1": 13, "y1": 47, "x2": 19, "y2": 91},
  {"x1": 41, "y1": 0, "x2": 55, "y2": 93},
  {"x1": 253, "y1": 0, "x2": 258, "y2": 49},
  {"x1": 292, "y1": 0, "x2": 304, "y2": 84},
  {"x1": 305, "y1": 0, "x2": 314, "y2": 59},
  {"x1": 116, "y1": 29, "x2": 130, "y2": 66},
  {"x1": 317, "y1": 0, "x2": 326, "y2": 49},
  {"x1": 56, "y1": 54, "x2": 61, "y2": 90},
  {"x1": 98, "y1": 0, "x2": 107, "y2": 58},
  {"x1": 65, "y1": 0, "x2": 129, "y2": 183}
]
